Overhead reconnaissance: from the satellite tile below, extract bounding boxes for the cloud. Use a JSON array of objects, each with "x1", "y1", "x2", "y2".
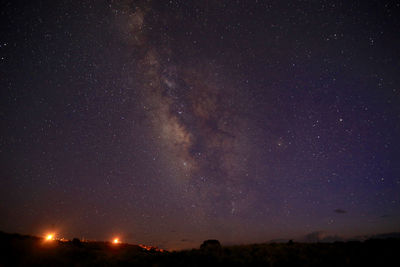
[
  {"x1": 370, "y1": 232, "x2": 400, "y2": 239},
  {"x1": 334, "y1": 209, "x2": 347, "y2": 214}
]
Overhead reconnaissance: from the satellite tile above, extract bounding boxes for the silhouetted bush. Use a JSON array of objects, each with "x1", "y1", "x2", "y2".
[
  {"x1": 200, "y1": 239, "x2": 221, "y2": 250},
  {"x1": 72, "y1": 238, "x2": 81, "y2": 247}
]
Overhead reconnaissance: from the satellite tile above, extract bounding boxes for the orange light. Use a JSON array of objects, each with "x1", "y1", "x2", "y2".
[
  {"x1": 46, "y1": 234, "x2": 54, "y2": 241},
  {"x1": 113, "y1": 238, "x2": 120, "y2": 244}
]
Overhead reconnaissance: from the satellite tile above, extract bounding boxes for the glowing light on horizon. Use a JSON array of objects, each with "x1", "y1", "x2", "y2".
[
  {"x1": 45, "y1": 234, "x2": 54, "y2": 241},
  {"x1": 113, "y1": 238, "x2": 120, "y2": 244}
]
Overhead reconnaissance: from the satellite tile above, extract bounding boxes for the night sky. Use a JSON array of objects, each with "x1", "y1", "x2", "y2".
[{"x1": 1, "y1": 0, "x2": 400, "y2": 250}]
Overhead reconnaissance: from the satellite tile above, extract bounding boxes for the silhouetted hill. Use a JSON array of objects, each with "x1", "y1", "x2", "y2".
[
  {"x1": 1, "y1": 231, "x2": 400, "y2": 266},
  {"x1": 0, "y1": 231, "x2": 162, "y2": 266}
]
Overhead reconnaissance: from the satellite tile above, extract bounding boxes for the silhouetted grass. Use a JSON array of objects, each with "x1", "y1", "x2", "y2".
[{"x1": 1, "y1": 231, "x2": 399, "y2": 266}]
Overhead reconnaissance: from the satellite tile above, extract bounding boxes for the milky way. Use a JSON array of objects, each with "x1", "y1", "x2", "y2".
[{"x1": 112, "y1": 1, "x2": 256, "y2": 223}]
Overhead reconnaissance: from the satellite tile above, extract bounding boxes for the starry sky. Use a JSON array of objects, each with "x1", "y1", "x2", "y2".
[{"x1": 1, "y1": 0, "x2": 400, "y2": 250}]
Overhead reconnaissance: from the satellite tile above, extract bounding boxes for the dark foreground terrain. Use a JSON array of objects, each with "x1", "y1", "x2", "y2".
[{"x1": 1, "y1": 231, "x2": 399, "y2": 266}]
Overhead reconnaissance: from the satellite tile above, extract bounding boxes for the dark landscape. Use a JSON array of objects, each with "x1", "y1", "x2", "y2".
[{"x1": 1, "y1": 231, "x2": 399, "y2": 266}]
